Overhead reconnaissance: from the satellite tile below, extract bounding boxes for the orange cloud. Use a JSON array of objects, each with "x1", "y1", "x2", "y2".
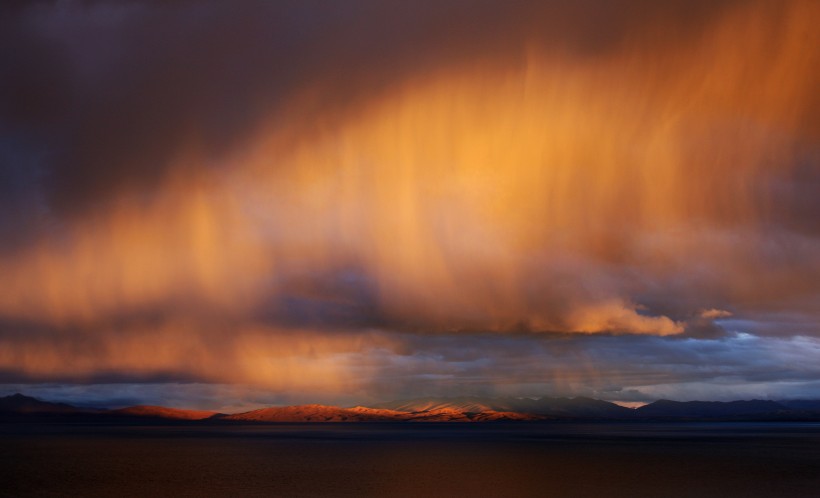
[{"x1": 0, "y1": 0, "x2": 818, "y2": 389}]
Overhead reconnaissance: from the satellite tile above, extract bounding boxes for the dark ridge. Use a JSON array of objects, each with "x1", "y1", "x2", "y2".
[
  {"x1": 0, "y1": 393, "x2": 80, "y2": 414},
  {"x1": 4, "y1": 393, "x2": 820, "y2": 423},
  {"x1": 636, "y1": 399, "x2": 788, "y2": 418},
  {"x1": 777, "y1": 399, "x2": 820, "y2": 411}
]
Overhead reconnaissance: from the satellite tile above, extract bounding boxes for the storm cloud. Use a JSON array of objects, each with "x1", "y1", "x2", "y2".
[{"x1": 0, "y1": 0, "x2": 818, "y2": 407}]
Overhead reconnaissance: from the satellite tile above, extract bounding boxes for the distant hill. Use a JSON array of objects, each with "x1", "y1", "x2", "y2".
[
  {"x1": 373, "y1": 397, "x2": 497, "y2": 413},
  {"x1": 224, "y1": 404, "x2": 406, "y2": 422},
  {"x1": 4, "y1": 393, "x2": 820, "y2": 423},
  {"x1": 0, "y1": 393, "x2": 82, "y2": 414},
  {"x1": 512, "y1": 396, "x2": 635, "y2": 418},
  {"x1": 223, "y1": 404, "x2": 540, "y2": 422},
  {"x1": 777, "y1": 400, "x2": 820, "y2": 411},
  {"x1": 110, "y1": 405, "x2": 221, "y2": 420},
  {"x1": 373, "y1": 396, "x2": 633, "y2": 419},
  {"x1": 636, "y1": 400, "x2": 788, "y2": 418}
]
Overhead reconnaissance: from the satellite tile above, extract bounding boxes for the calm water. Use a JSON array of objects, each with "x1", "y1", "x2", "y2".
[{"x1": 2, "y1": 422, "x2": 819, "y2": 497}]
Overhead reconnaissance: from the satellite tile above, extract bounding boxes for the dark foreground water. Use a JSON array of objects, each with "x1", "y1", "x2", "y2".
[{"x1": 2, "y1": 422, "x2": 819, "y2": 497}]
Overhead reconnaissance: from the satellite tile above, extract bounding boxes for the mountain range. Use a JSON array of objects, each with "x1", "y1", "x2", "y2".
[{"x1": 3, "y1": 393, "x2": 820, "y2": 423}]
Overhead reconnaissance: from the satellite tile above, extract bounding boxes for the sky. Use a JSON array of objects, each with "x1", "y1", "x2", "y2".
[{"x1": 0, "y1": 0, "x2": 818, "y2": 411}]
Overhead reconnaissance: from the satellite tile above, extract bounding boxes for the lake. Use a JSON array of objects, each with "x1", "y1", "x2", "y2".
[{"x1": 2, "y1": 422, "x2": 819, "y2": 497}]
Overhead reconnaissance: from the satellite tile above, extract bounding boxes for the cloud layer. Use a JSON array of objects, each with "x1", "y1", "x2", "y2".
[{"x1": 0, "y1": 0, "x2": 818, "y2": 405}]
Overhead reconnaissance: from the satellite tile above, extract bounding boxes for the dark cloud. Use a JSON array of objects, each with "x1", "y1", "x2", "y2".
[{"x1": 1, "y1": 0, "x2": 753, "y2": 217}]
